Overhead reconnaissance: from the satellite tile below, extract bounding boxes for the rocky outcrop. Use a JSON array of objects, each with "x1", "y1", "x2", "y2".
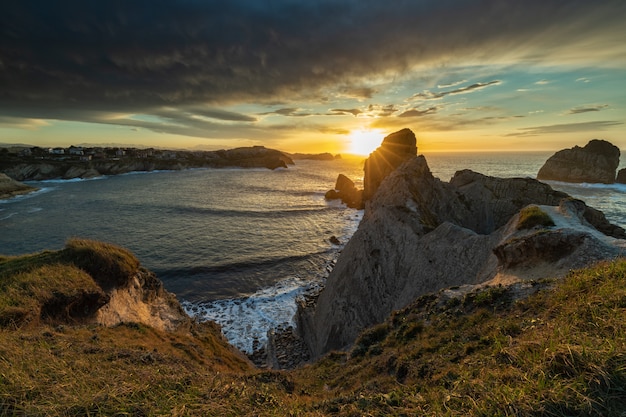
[
  {"x1": 96, "y1": 268, "x2": 190, "y2": 332},
  {"x1": 537, "y1": 139, "x2": 621, "y2": 184},
  {"x1": 0, "y1": 173, "x2": 36, "y2": 199},
  {"x1": 617, "y1": 168, "x2": 626, "y2": 184},
  {"x1": 215, "y1": 146, "x2": 294, "y2": 169},
  {"x1": 289, "y1": 152, "x2": 340, "y2": 161},
  {"x1": 363, "y1": 128, "x2": 417, "y2": 200},
  {"x1": 2, "y1": 146, "x2": 294, "y2": 181},
  {"x1": 299, "y1": 154, "x2": 626, "y2": 359},
  {"x1": 325, "y1": 174, "x2": 363, "y2": 209},
  {"x1": 66, "y1": 239, "x2": 190, "y2": 332}
]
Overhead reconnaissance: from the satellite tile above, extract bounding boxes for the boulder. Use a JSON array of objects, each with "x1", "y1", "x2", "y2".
[
  {"x1": 299, "y1": 154, "x2": 626, "y2": 359},
  {"x1": 363, "y1": 128, "x2": 417, "y2": 200},
  {"x1": 617, "y1": 168, "x2": 626, "y2": 184},
  {"x1": 537, "y1": 139, "x2": 620, "y2": 184},
  {"x1": 325, "y1": 174, "x2": 363, "y2": 209}
]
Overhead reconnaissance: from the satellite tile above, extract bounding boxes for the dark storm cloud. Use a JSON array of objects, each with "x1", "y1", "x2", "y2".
[{"x1": 0, "y1": 0, "x2": 624, "y2": 128}]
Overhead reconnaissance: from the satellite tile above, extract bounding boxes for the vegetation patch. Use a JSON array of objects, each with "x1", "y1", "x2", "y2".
[
  {"x1": 2, "y1": 238, "x2": 626, "y2": 415},
  {"x1": 517, "y1": 205, "x2": 556, "y2": 230}
]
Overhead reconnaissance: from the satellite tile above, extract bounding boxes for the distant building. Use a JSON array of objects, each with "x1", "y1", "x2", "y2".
[
  {"x1": 69, "y1": 146, "x2": 84, "y2": 156},
  {"x1": 49, "y1": 147, "x2": 65, "y2": 155}
]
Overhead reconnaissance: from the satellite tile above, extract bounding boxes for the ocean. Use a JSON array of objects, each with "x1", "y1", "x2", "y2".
[{"x1": 1, "y1": 152, "x2": 625, "y2": 353}]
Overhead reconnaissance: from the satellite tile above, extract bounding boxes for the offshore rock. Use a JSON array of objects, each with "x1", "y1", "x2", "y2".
[
  {"x1": 325, "y1": 174, "x2": 363, "y2": 209},
  {"x1": 363, "y1": 128, "x2": 417, "y2": 200},
  {"x1": 537, "y1": 139, "x2": 620, "y2": 184},
  {"x1": 617, "y1": 168, "x2": 626, "y2": 184},
  {"x1": 300, "y1": 155, "x2": 626, "y2": 359}
]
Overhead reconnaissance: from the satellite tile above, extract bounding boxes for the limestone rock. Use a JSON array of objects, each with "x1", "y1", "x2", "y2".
[
  {"x1": 617, "y1": 168, "x2": 626, "y2": 184},
  {"x1": 217, "y1": 146, "x2": 294, "y2": 169},
  {"x1": 300, "y1": 154, "x2": 626, "y2": 359},
  {"x1": 363, "y1": 128, "x2": 417, "y2": 200},
  {"x1": 537, "y1": 139, "x2": 620, "y2": 183},
  {"x1": 325, "y1": 174, "x2": 363, "y2": 209},
  {"x1": 0, "y1": 173, "x2": 36, "y2": 199}
]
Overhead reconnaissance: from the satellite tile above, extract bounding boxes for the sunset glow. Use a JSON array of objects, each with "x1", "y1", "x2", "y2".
[
  {"x1": 0, "y1": 2, "x2": 625, "y2": 152},
  {"x1": 348, "y1": 130, "x2": 384, "y2": 156}
]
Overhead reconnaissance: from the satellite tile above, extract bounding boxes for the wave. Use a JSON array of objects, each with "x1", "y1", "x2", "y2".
[
  {"x1": 158, "y1": 251, "x2": 331, "y2": 279},
  {"x1": 0, "y1": 186, "x2": 56, "y2": 204},
  {"x1": 546, "y1": 180, "x2": 626, "y2": 192},
  {"x1": 182, "y1": 277, "x2": 322, "y2": 354},
  {"x1": 167, "y1": 205, "x2": 334, "y2": 219}
]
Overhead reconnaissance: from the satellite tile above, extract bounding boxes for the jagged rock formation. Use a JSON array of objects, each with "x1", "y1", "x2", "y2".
[
  {"x1": 537, "y1": 139, "x2": 621, "y2": 184},
  {"x1": 0, "y1": 173, "x2": 36, "y2": 199},
  {"x1": 325, "y1": 174, "x2": 363, "y2": 209},
  {"x1": 363, "y1": 128, "x2": 417, "y2": 200},
  {"x1": 617, "y1": 168, "x2": 626, "y2": 184},
  {"x1": 299, "y1": 154, "x2": 626, "y2": 359}
]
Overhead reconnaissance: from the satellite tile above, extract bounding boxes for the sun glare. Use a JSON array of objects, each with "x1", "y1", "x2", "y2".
[{"x1": 348, "y1": 130, "x2": 384, "y2": 156}]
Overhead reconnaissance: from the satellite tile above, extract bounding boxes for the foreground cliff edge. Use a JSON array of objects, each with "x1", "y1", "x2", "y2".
[{"x1": 2, "y1": 240, "x2": 626, "y2": 414}]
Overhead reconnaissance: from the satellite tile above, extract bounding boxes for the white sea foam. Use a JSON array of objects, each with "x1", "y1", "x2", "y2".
[
  {"x1": 0, "y1": 212, "x2": 17, "y2": 221},
  {"x1": 183, "y1": 277, "x2": 322, "y2": 354}
]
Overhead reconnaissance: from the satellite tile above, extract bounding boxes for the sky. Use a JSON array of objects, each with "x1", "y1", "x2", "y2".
[{"x1": 1, "y1": 0, "x2": 625, "y2": 155}]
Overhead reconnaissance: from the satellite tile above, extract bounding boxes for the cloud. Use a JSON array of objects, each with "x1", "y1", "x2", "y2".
[
  {"x1": 506, "y1": 121, "x2": 623, "y2": 137},
  {"x1": 437, "y1": 80, "x2": 467, "y2": 88},
  {"x1": 411, "y1": 80, "x2": 502, "y2": 101},
  {"x1": 1, "y1": 1, "x2": 625, "y2": 139},
  {"x1": 259, "y1": 108, "x2": 317, "y2": 117},
  {"x1": 329, "y1": 108, "x2": 362, "y2": 117},
  {"x1": 398, "y1": 107, "x2": 439, "y2": 118},
  {"x1": 567, "y1": 104, "x2": 609, "y2": 114}
]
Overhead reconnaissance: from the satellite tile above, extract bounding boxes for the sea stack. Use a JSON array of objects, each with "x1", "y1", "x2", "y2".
[
  {"x1": 363, "y1": 128, "x2": 417, "y2": 201},
  {"x1": 537, "y1": 139, "x2": 620, "y2": 184}
]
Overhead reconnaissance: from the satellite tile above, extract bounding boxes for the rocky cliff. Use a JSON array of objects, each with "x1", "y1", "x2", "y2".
[
  {"x1": 0, "y1": 238, "x2": 191, "y2": 333},
  {"x1": 299, "y1": 149, "x2": 626, "y2": 359},
  {"x1": 363, "y1": 128, "x2": 417, "y2": 200},
  {"x1": 537, "y1": 139, "x2": 621, "y2": 183},
  {"x1": 2, "y1": 146, "x2": 294, "y2": 181}
]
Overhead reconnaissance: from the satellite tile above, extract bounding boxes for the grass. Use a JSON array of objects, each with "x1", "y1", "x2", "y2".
[
  {"x1": 1, "y1": 239, "x2": 626, "y2": 415},
  {"x1": 517, "y1": 205, "x2": 556, "y2": 230}
]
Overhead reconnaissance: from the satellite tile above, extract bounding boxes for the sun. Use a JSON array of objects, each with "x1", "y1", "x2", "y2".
[{"x1": 348, "y1": 130, "x2": 384, "y2": 156}]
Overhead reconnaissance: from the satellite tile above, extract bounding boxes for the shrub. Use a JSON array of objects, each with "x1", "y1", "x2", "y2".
[
  {"x1": 517, "y1": 205, "x2": 555, "y2": 230},
  {"x1": 63, "y1": 238, "x2": 140, "y2": 289}
]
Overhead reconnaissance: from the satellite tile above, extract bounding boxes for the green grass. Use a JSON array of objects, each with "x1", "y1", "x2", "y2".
[
  {"x1": 1, "y1": 239, "x2": 626, "y2": 416},
  {"x1": 517, "y1": 205, "x2": 556, "y2": 230}
]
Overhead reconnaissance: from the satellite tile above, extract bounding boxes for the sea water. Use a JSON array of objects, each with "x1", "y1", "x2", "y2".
[{"x1": 1, "y1": 152, "x2": 624, "y2": 353}]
